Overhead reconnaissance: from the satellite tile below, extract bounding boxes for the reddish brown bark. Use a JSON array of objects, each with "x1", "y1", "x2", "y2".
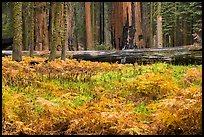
[
  {"x1": 43, "y1": 4, "x2": 49, "y2": 51},
  {"x1": 34, "y1": 2, "x2": 46, "y2": 51},
  {"x1": 85, "y1": 2, "x2": 92, "y2": 50},
  {"x1": 134, "y1": 2, "x2": 145, "y2": 48},
  {"x1": 112, "y1": 2, "x2": 144, "y2": 50}
]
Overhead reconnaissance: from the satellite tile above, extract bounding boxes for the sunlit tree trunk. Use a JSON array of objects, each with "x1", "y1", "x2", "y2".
[
  {"x1": 85, "y1": 2, "x2": 92, "y2": 50},
  {"x1": 12, "y1": 2, "x2": 22, "y2": 62},
  {"x1": 157, "y1": 2, "x2": 163, "y2": 48}
]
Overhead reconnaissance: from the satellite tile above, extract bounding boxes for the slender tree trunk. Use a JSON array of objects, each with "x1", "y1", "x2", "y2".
[
  {"x1": 99, "y1": 2, "x2": 102, "y2": 44},
  {"x1": 61, "y1": 2, "x2": 68, "y2": 60},
  {"x1": 57, "y1": 3, "x2": 64, "y2": 51},
  {"x1": 42, "y1": 3, "x2": 49, "y2": 51},
  {"x1": 102, "y1": 2, "x2": 105, "y2": 44},
  {"x1": 49, "y1": 2, "x2": 61, "y2": 61},
  {"x1": 183, "y1": 19, "x2": 188, "y2": 45},
  {"x1": 91, "y1": 2, "x2": 95, "y2": 49},
  {"x1": 30, "y1": 2, "x2": 34, "y2": 57},
  {"x1": 48, "y1": 2, "x2": 55, "y2": 50},
  {"x1": 85, "y1": 2, "x2": 92, "y2": 50},
  {"x1": 12, "y1": 2, "x2": 22, "y2": 62},
  {"x1": 22, "y1": 2, "x2": 29, "y2": 50},
  {"x1": 157, "y1": 2, "x2": 163, "y2": 48},
  {"x1": 141, "y1": 2, "x2": 149, "y2": 48},
  {"x1": 66, "y1": 3, "x2": 72, "y2": 51},
  {"x1": 34, "y1": 2, "x2": 46, "y2": 51},
  {"x1": 74, "y1": 7, "x2": 79, "y2": 51},
  {"x1": 104, "y1": 3, "x2": 111, "y2": 45},
  {"x1": 149, "y1": 2, "x2": 153, "y2": 48},
  {"x1": 99, "y1": 2, "x2": 105, "y2": 45},
  {"x1": 174, "y1": 2, "x2": 177, "y2": 47},
  {"x1": 115, "y1": 3, "x2": 119, "y2": 50},
  {"x1": 95, "y1": 3, "x2": 100, "y2": 46}
]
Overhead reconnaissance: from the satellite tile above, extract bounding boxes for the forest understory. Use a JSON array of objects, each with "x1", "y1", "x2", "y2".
[{"x1": 2, "y1": 56, "x2": 202, "y2": 135}]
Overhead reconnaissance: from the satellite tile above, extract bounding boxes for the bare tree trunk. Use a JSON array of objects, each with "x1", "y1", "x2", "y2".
[
  {"x1": 174, "y1": 2, "x2": 177, "y2": 47},
  {"x1": 183, "y1": 20, "x2": 188, "y2": 46},
  {"x1": 85, "y1": 2, "x2": 92, "y2": 50},
  {"x1": 134, "y1": 2, "x2": 144, "y2": 48},
  {"x1": 150, "y1": 2, "x2": 153, "y2": 48},
  {"x1": 34, "y1": 2, "x2": 46, "y2": 51},
  {"x1": 74, "y1": 7, "x2": 79, "y2": 51},
  {"x1": 104, "y1": 3, "x2": 111, "y2": 45},
  {"x1": 157, "y1": 2, "x2": 163, "y2": 48},
  {"x1": 114, "y1": 3, "x2": 119, "y2": 50},
  {"x1": 22, "y1": 2, "x2": 29, "y2": 51},
  {"x1": 49, "y1": 2, "x2": 61, "y2": 61},
  {"x1": 48, "y1": 2, "x2": 55, "y2": 50},
  {"x1": 43, "y1": 3, "x2": 49, "y2": 51},
  {"x1": 61, "y1": 2, "x2": 68, "y2": 60},
  {"x1": 30, "y1": 2, "x2": 34, "y2": 57},
  {"x1": 66, "y1": 3, "x2": 72, "y2": 51},
  {"x1": 141, "y1": 2, "x2": 149, "y2": 48},
  {"x1": 91, "y1": 2, "x2": 95, "y2": 48},
  {"x1": 12, "y1": 2, "x2": 22, "y2": 62}
]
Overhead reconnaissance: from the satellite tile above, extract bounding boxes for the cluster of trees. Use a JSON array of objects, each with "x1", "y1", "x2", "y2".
[{"x1": 2, "y1": 2, "x2": 202, "y2": 62}]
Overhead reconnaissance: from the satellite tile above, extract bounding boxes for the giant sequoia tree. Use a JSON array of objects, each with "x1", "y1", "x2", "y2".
[
  {"x1": 12, "y1": 2, "x2": 22, "y2": 62},
  {"x1": 111, "y1": 2, "x2": 144, "y2": 50}
]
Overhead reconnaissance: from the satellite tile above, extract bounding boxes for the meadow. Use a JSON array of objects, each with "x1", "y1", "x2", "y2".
[{"x1": 2, "y1": 56, "x2": 202, "y2": 135}]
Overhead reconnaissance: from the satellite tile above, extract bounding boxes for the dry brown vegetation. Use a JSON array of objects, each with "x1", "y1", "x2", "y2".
[{"x1": 2, "y1": 56, "x2": 202, "y2": 135}]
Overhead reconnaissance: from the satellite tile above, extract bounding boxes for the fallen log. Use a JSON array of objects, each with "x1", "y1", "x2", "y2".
[
  {"x1": 70, "y1": 45, "x2": 202, "y2": 65},
  {"x1": 2, "y1": 45, "x2": 202, "y2": 65}
]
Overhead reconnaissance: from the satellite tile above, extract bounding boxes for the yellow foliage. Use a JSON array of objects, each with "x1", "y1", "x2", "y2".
[
  {"x1": 2, "y1": 56, "x2": 202, "y2": 135},
  {"x1": 131, "y1": 73, "x2": 179, "y2": 100}
]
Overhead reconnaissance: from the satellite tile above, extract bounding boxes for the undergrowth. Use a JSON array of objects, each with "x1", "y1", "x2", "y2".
[{"x1": 2, "y1": 56, "x2": 202, "y2": 135}]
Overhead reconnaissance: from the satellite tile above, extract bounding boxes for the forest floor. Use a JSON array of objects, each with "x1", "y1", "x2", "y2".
[{"x1": 2, "y1": 56, "x2": 202, "y2": 135}]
